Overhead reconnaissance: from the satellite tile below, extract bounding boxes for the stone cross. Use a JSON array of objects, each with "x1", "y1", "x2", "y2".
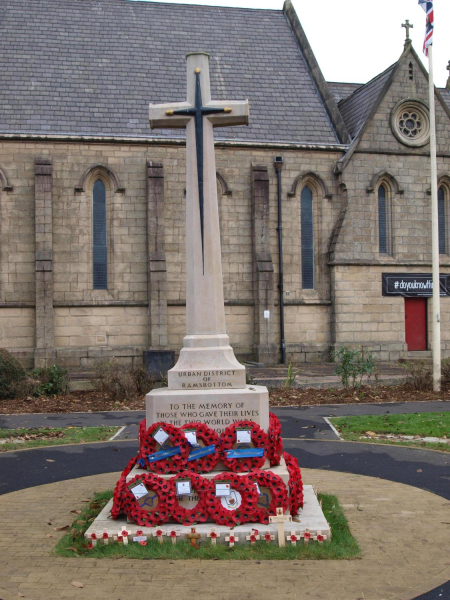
[
  {"x1": 225, "y1": 532, "x2": 238, "y2": 547},
  {"x1": 402, "y1": 19, "x2": 413, "y2": 40},
  {"x1": 149, "y1": 52, "x2": 248, "y2": 336},
  {"x1": 149, "y1": 52, "x2": 248, "y2": 389},
  {"x1": 269, "y1": 507, "x2": 292, "y2": 547},
  {"x1": 186, "y1": 527, "x2": 201, "y2": 548},
  {"x1": 207, "y1": 528, "x2": 220, "y2": 545}
]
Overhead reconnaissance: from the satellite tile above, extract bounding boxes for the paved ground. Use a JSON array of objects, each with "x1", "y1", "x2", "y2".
[{"x1": 0, "y1": 402, "x2": 449, "y2": 599}]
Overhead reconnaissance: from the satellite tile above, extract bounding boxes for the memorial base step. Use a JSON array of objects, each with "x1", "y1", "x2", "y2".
[{"x1": 85, "y1": 485, "x2": 330, "y2": 545}]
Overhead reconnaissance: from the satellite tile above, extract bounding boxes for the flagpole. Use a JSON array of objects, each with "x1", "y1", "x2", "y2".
[{"x1": 427, "y1": 43, "x2": 441, "y2": 392}]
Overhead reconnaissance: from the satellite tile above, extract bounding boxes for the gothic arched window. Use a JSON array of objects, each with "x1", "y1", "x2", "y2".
[
  {"x1": 438, "y1": 185, "x2": 446, "y2": 255},
  {"x1": 378, "y1": 183, "x2": 392, "y2": 255},
  {"x1": 301, "y1": 185, "x2": 314, "y2": 289},
  {"x1": 93, "y1": 179, "x2": 107, "y2": 289}
]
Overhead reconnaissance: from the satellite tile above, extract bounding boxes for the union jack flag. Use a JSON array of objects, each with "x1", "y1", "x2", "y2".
[{"x1": 418, "y1": 0, "x2": 434, "y2": 56}]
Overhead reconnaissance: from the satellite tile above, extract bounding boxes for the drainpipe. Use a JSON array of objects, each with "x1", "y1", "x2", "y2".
[{"x1": 274, "y1": 156, "x2": 286, "y2": 364}]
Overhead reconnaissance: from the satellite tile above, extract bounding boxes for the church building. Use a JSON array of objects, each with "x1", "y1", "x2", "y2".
[{"x1": 1, "y1": 0, "x2": 450, "y2": 369}]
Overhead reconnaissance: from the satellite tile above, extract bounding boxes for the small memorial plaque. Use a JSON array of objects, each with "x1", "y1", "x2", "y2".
[
  {"x1": 153, "y1": 426, "x2": 170, "y2": 447},
  {"x1": 236, "y1": 428, "x2": 251, "y2": 445},
  {"x1": 215, "y1": 481, "x2": 231, "y2": 497},
  {"x1": 176, "y1": 480, "x2": 192, "y2": 496},
  {"x1": 184, "y1": 429, "x2": 199, "y2": 447}
]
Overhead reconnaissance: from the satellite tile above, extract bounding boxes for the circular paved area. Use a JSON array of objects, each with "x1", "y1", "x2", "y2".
[
  {"x1": 0, "y1": 469, "x2": 449, "y2": 600},
  {"x1": 0, "y1": 403, "x2": 449, "y2": 599}
]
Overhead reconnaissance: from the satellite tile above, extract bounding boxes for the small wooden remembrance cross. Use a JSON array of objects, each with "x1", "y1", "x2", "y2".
[
  {"x1": 269, "y1": 507, "x2": 292, "y2": 548},
  {"x1": 149, "y1": 53, "x2": 248, "y2": 336},
  {"x1": 402, "y1": 20, "x2": 413, "y2": 40},
  {"x1": 186, "y1": 527, "x2": 201, "y2": 548}
]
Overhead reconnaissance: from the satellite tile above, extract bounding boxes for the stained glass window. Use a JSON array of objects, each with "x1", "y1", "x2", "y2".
[
  {"x1": 301, "y1": 185, "x2": 314, "y2": 289},
  {"x1": 93, "y1": 179, "x2": 107, "y2": 289}
]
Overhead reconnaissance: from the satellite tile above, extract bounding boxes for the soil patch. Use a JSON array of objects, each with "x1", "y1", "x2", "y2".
[{"x1": 0, "y1": 383, "x2": 448, "y2": 414}]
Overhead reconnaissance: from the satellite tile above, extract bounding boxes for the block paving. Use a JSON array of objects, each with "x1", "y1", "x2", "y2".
[{"x1": 0, "y1": 468, "x2": 449, "y2": 599}]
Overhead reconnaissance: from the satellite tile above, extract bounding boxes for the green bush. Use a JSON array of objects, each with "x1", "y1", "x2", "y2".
[
  {"x1": 333, "y1": 346, "x2": 376, "y2": 389},
  {"x1": 31, "y1": 365, "x2": 70, "y2": 396},
  {"x1": 0, "y1": 348, "x2": 27, "y2": 399}
]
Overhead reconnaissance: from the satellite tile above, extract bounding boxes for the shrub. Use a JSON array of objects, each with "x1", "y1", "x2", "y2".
[
  {"x1": 92, "y1": 360, "x2": 154, "y2": 402},
  {"x1": 0, "y1": 348, "x2": 27, "y2": 399},
  {"x1": 31, "y1": 365, "x2": 70, "y2": 396},
  {"x1": 333, "y1": 346, "x2": 376, "y2": 389},
  {"x1": 402, "y1": 360, "x2": 432, "y2": 391},
  {"x1": 441, "y1": 358, "x2": 450, "y2": 383}
]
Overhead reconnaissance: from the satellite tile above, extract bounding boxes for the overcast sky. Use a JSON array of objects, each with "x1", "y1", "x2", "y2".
[{"x1": 129, "y1": 0, "x2": 450, "y2": 88}]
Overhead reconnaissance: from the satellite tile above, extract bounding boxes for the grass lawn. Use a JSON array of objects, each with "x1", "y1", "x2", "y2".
[
  {"x1": 54, "y1": 491, "x2": 360, "y2": 561},
  {"x1": 0, "y1": 426, "x2": 120, "y2": 452},
  {"x1": 330, "y1": 412, "x2": 450, "y2": 452}
]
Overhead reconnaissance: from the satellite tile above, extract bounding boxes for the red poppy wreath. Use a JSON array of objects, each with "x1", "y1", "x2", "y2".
[
  {"x1": 206, "y1": 472, "x2": 259, "y2": 527},
  {"x1": 220, "y1": 420, "x2": 269, "y2": 472},
  {"x1": 268, "y1": 412, "x2": 283, "y2": 467},
  {"x1": 181, "y1": 422, "x2": 220, "y2": 473},
  {"x1": 248, "y1": 469, "x2": 288, "y2": 524},
  {"x1": 111, "y1": 453, "x2": 140, "y2": 519},
  {"x1": 139, "y1": 422, "x2": 190, "y2": 474},
  {"x1": 121, "y1": 472, "x2": 176, "y2": 527},
  {"x1": 283, "y1": 451, "x2": 304, "y2": 516},
  {"x1": 138, "y1": 418, "x2": 147, "y2": 445},
  {"x1": 170, "y1": 471, "x2": 213, "y2": 526}
]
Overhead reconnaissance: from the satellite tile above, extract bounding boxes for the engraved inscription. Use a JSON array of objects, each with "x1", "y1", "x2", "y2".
[
  {"x1": 155, "y1": 401, "x2": 260, "y2": 433},
  {"x1": 177, "y1": 370, "x2": 237, "y2": 389}
]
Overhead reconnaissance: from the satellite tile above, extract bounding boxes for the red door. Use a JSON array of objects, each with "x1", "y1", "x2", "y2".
[{"x1": 405, "y1": 298, "x2": 427, "y2": 351}]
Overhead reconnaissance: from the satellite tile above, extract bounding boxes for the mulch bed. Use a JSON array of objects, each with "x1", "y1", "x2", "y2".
[{"x1": 0, "y1": 383, "x2": 448, "y2": 415}]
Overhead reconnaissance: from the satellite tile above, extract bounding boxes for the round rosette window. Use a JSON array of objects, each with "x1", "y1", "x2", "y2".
[
  {"x1": 268, "y1": 412, "x2": 283, "y2": 467},
  {"x1": 207, "y1": 473, "x2": 259, "y2": 527},
  {"x1": 170, "y1": 470, "x2": 213, "y2": 526},
  {"x1": 121, "y1": 472, "x2": 176, "y2": 527},
  {"x1": 111, "y1": 454, "x2": 140, "y2": 519},
  {"x1": 283, "y1": 451, "x2": 304, "y2": 516},
  {"x1": 139, "y1": 422, "x2": 190, "y2": 474},
  {"x1": 390, "y1": 99, "x2": 430, "y2": 147},
  {"x1": 220, "y1": 420, "x2": 269, "y2": 472},
  {"x1": 181, "y1": 422, "x2": 220, "y2": 473},
  {"x1": 247, "y1": 469, "x2": 288, "y2": 524}
]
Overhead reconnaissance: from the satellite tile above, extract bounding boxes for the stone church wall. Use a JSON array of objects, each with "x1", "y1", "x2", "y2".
[{"x1": 0, "y1": 140, "x2": 340, "y2": 368}]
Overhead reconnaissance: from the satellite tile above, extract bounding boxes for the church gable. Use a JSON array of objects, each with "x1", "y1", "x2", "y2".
[{"x1": 356, "y1": 48, "x2": 450, "y2": 154}]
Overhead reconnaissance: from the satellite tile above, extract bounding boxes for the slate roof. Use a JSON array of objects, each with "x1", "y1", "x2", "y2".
[
  {"x1": 327, "y1": 82, "x2": 362, "y2": 104},
  {"x1": 338, "y1": 65, "x2": 395, "y2": 140},
  {"x1": 0, "y1": 0, "x2": 341, "y2": 145}
]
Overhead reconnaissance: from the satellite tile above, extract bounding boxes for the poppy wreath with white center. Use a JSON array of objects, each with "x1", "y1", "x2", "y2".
[
  {"x1": 206, "y1": 472, "x2": 259, "y2": 527},
  {"x1": 247, "y1": 469, "x2": 289, "y2": 524},
  {"x1": 268, "y1": 412, "x2": 283, "y2": 467},
  {"x1": 139, "y1": 422, "x2": 190, "y2": 474},
  {"x1": 170, "y1": 471, "x2": 213, "y2": 526},
  {"x1": 111, "y1": 453, "x2": 140, "y2": 519},
  {"x1": 181, "y1": 422, "x2": 220, "y2": 473},
  {"x1": 121, "y1": 472, "x2": 175, "y2": 527},
  {"x1": 220, "y1": 420, "x2": 269, "y2": 472},
  {"x1": 283, "y1": 451, "x2": 304, "y2": 516}
]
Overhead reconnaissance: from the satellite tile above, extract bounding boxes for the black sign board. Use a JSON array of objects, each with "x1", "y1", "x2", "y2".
[{"x1": 382, "y1": 273, "x2": 450, "y2": 297}]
